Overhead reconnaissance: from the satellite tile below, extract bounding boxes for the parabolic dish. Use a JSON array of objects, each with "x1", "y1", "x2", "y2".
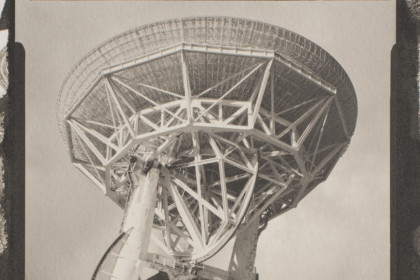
[{"x1": 57, "y1": 17, "x2": 357, "y2": 262}]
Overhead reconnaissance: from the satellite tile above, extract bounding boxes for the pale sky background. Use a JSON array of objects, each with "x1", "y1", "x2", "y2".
[{"x1": 17, "y1": 1, "x2": 394, "y2": 279}]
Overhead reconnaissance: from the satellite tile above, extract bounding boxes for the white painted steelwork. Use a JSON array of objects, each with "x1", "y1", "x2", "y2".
[{"x1": 58, "y1": 17, "x2": 357, "y2": 279}]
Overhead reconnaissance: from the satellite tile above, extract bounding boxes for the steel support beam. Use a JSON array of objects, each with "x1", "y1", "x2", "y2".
[
  {"x1": 228, "y1": 216, "x2": 260, "y2": 280},
  {"x1": 111, "y1": 162, "x2": 160, "y2": 280}
]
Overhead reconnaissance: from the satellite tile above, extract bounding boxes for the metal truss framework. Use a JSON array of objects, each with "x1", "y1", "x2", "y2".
[{"x1": 65, "y1": 44, "x2": 350, "y2": 263}]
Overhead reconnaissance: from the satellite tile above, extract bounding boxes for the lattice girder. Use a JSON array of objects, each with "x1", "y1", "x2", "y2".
[{"x1": 64, "y1": 46, "x2": 349, "y2": 262}]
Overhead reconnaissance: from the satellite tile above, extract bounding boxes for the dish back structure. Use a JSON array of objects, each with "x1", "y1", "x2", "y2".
[{"x1": 57, "y1": 17, "x2": 357, "y2": 279}]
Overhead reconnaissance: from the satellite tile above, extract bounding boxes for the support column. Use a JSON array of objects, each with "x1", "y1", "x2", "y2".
[
  {"x1": 228, "y1": 216, "x2": 260, "y2": 280},
  {"x1": 111, "y1": 162, "x2": 160, "y2": 280}
]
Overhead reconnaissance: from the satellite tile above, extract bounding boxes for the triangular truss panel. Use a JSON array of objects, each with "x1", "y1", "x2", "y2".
[
  {"x1": 321, "y1": 98, "x2": 350, "y2": 146},
  {"x1": 186, "y1": 55, "x2": 269, "y2": 102},
  {"x1": 113, "y1": 52, "x2": 184, "y2": 100},
  {"x1": 184, "y1": 52, "x2": 267, "y2": 97},
  {"x1": 266, "y1": 60, "x2": 333, "y2": 123},
  {"x1": 70, "y1": 79, "x2": 117, "y2": 134}
]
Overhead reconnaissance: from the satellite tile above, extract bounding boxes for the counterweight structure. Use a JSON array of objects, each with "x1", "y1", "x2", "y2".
[{"x1": 57, "y1": 17, "x2": 357, "y2": 280}]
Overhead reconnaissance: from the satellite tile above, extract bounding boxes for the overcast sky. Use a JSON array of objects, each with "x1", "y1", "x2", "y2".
[{"x1": 17, "y1": 1, "x2": 394, "y2": 279}]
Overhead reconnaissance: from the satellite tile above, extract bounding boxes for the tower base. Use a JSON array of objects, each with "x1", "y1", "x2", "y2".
[{"x1": 144, "y1": 253, "x2": 258, "y2": 280}]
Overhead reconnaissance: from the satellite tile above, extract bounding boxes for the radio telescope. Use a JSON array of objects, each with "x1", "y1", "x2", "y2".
[{"x1": 57, "y1": 17, "x2": 357, "y2": 280}]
